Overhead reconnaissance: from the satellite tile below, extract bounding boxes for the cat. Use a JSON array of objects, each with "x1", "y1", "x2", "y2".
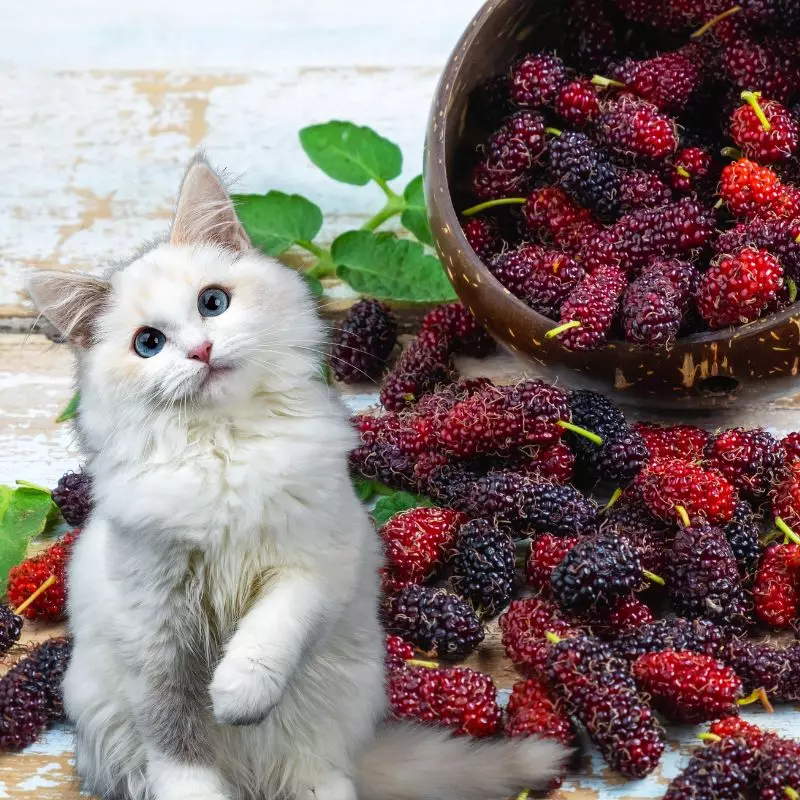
[{"x1": 27, "y1": 154, "x2": 569, "y2": 800}]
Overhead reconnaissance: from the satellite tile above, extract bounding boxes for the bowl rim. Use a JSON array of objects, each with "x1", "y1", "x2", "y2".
[{"x1": 427, "y1": 0, "x2": 800, "y2": 353}]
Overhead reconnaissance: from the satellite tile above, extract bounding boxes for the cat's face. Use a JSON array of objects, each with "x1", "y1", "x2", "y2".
[
  {"x1": 89, "y1": 244, "x2": 321, "y2": 409},
  {"x1": 28, "y1": 155, "x2": 323, "y2": 412}
]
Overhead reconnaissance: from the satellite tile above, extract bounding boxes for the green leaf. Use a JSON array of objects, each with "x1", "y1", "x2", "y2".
[
  {"x1": 299, "y1": 271, "x2": 324, "y2": 298},
  {"x1": 299, "y1": 122, "x2": 402, "y2": 186},
  {"x1": 400, "y1": 175, "x2": 433, "y2": 247},
  {"x1": 233, "y1": 191, "x2": 323, "y2": 256},
  {"x1": 353, "y1": 477, "x2": 377, "y2": 502},
  {"x1": 371, "y1": 491, "x2": 434, "y2": 527},
  {"x1": 0, "y1": 485, "x2": 57, "y2": 592},
  {"x1": 56, "y1": 391, "x2": 80, "y2": 423},
  {"x1": 331, "y1": 231, "x2": 457, "y2": 303}
]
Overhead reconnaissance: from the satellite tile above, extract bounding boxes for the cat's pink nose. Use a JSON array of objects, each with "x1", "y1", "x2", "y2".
[{"x1": 188, "y1": 341, "x2": 213, "y2": 363}]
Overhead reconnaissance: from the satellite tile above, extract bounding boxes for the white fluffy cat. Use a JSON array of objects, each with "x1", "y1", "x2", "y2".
[{"x1": 28, "y1": 155, "x2": 568, "y2": 800}]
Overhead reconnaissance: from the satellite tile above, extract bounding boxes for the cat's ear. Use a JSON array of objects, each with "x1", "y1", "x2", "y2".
[
  {"x1": 27, "y1": 270, "x2": 110, "y2": 347},
  {"x1": 170, "y1": 153, "x2": 251, "y2": 251}
]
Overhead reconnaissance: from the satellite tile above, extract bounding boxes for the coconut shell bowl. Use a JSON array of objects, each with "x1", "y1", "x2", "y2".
[{"x1": 424, "y1": 0, "x2": 800, "y2": 410}]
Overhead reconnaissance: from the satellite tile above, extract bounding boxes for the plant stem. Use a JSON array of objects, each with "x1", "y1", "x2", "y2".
[
  {"x1": 557, "y1": 420, "x2": 603, "y2": 446},
  {"x1": 741, "y1": 91, "x2": 771, "y2": 132},
  {"x1": 296, "y1": 240, "x2": 337, "y2": 278},
  {"x1": 15, "y1": 575, "x2": 57, "y2": 615},
  {"x1": 737, "y1": 687, "x2": 774, "y2": 713},
  {"x1": 675, "y1": 505, "x2": 691, "y2": 528},
  {"x1": 776, "y1": 517, "x2": 800, "y2": 544},
  {"x1": 697, "y1": 733, "x2": 722, "y2": 743},
  {"x1": 461, "y1": 197, "x2": 527, "y2": 217},
  {"x1": 297, "y1": 239, "x2": 328, "y2": 260},
  {"x1": 691, "y1": 5, "x2": 742, "y2": 38},
  {"x1": 361, "y1": 196, "x2": 405, "y2": 231},
  {"x1": 592, "y1": 75, "x2": 626, "y2": 89},
  {"x1": 642, "y1": 570, "x2": 665, "y2": 587},
  {"x1": 720, "y1": 147, "x2": 743, "y2": 160},
  {"x1": 676, "y1": 166, "x2": 692, "y2": 179},
  {"x1": 546, "y1": 320, "x2": 581, "y2": 339},
  {"x1": 604, "y1": 487, "x2": 623, "y2": 511},
  {"x1": 375, "y1": 177, "x2": 403, "y2": 204}
]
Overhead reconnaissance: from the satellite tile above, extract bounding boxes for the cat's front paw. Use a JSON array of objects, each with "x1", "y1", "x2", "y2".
[{"x1": 209, "y1": 653, "x2": 283, "y2": 726}]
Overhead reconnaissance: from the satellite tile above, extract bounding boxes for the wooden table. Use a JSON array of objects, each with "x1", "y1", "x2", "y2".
[{"x1": 1, "y1": 2, "x2": 798, "y2": 797}]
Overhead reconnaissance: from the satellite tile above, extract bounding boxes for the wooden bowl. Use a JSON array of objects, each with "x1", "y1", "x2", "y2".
[{"x1": 424, "y1": 0, "x2": 800, "y2": 410}]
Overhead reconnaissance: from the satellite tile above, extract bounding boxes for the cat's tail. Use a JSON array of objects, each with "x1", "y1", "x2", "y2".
[{"x1": 357, "y1": 723, "x2": 571, "y2": 800}]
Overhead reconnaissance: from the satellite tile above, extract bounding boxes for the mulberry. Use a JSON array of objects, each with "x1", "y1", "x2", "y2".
[
  {"x1": 330, "y1": 299, "x2": 397, "y2": 384},
  {"x1": 382, "y1": 585, "x2": 484, "y2": 659},
  {"x1": 447, "y1": 519, "x2": 516, "y2": 617}
]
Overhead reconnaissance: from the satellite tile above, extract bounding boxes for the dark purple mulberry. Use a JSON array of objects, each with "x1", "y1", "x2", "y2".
[
  {"x1": 723, "y1": 638, "x2": 800, "y2": 703},
  {"x1": 613, "y1": 617, "x2": 731, "y2": 663},
  {"x1": 548, "y1": 131, "x2": 622, "y2": 222},
  {"x1": 722, "y1": 501, "x2": 763, "y2": 576},
  {"x1": 379, "y1": 338, "x2": 453, "y2": 411},
  {"x1": 664, "y1": 524, "x2": 750, "y2": 632},
  {"x1": 330, "y1": 299, "x2": 397, "y2": 384},
  {"x1": 622, "y1": 269, "x2": 683, "y2": 348},
  {"x1": 52, "y1": 469, "x2": 92, "y2": 527},
  {"x1": 547, "y1": 635, "x2": 665, "y2": 778},
  {"x1": 551, "y1": 533, "x2": 643, "y2": 612},
  {"x1": 0, "y1": 606, "x2": 23, "y2": 655},
  {"x1": 664, "y1": 738, "x2": 758, "y2": 800},
  {"x1": 448, "y1": 519, "x2": 516, "y2": 617},
  {"x1": 382, "y1": 585, "x2": 484, "y2": 659}
]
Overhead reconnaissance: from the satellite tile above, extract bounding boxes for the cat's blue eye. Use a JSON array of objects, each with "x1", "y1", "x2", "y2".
[
  {"x1": 198, "y1": 287, "x2": 229, "y2": 317},
  {"x1": 133, "y1": 327, "x2": 166, "y2": 358}
]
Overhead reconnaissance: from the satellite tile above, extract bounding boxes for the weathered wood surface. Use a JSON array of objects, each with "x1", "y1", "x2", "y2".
[{"x1": 0, "y1": 0, "x2": 488, "y2": 322}]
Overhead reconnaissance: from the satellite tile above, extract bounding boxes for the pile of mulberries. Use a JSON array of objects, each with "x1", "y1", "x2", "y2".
[
  {"x1": 349, "y1": 336, "x2": 800, "y2": 784},
  {"x1": 456, "y1": 5, "x2": 800, "y2": 352}
]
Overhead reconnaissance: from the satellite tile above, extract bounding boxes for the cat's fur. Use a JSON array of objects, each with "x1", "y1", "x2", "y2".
[{"x1": 27, "y1": 155, "x2": 569, "y2": 800}]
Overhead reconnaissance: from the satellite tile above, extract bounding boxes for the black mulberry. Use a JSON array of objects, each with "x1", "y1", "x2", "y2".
[
  {"x1": 448, "y1": 519, "x2": 516, "y2": 617},
  {"x1": 382, "y1": 585, "x2": 484, "y2": 659},
  {"x1": 52, "y1": 469, "x2": 92, "y2": 527}
]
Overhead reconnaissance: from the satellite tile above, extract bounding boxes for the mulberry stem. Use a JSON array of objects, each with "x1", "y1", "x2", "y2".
[
  {"x1": 546, "y1": 320, "x2": 582, "y2": 339},
  {"x1": 557, "y1": 420, "x2": 604, "y2": 446},
  {"x1": 545, "y1": 127, "x2": 563, "y2": 137},
  {"x1": 591, "y1": 75, "x2": 626, "y2": 89},
  {"x1": 697, "y1": 733, "x2": 722, "y2": 743},
  {"x1": 545, "y1": 632, "x2": 563, "y2": 644},
  {"x1": 675, "y1": 505, "x2": 691, "y2": 528},
  {"x1": 741, "y1": 91, "x2": 772, "y2": 133},
  {"x1": 14, "y1": 575, "x2": 57, "y2": 615},
  {"x1": 788, "y1": 278, "x2": 798, "y2": 304},
  {"x1": 516, "y1": 791, "x2": 530, "y2": 800},
  {"x1": 461, "y1": 197, "x2": 527, "y2": 217},
  {"x1": 691, "y1": 5, "x2": 742, "y2": 38},
  {"x1": 785, "y1": 789, "x2": 799, "y2": 800},
  {"x1": 776, "y1": 517, "x2": 800, "y2": 544},
  {"x1": 407, "y1": 659, "x2": 439, "y2": 669},
  {"x1": 604, "y1": 488, "x2": 623, "y2": 511},
  {"x1": 721, "y1": 147, "x2": 743, "y2": 160},
  {"x1": 642, "y1": 570, "x2": 665, "y2": 587},
  {"x1": 737, "y1": 687, "x2": 774, "y2": 713},
  {"x1": 676, "y1": 166, "x2": 692, "y2": 179}
]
